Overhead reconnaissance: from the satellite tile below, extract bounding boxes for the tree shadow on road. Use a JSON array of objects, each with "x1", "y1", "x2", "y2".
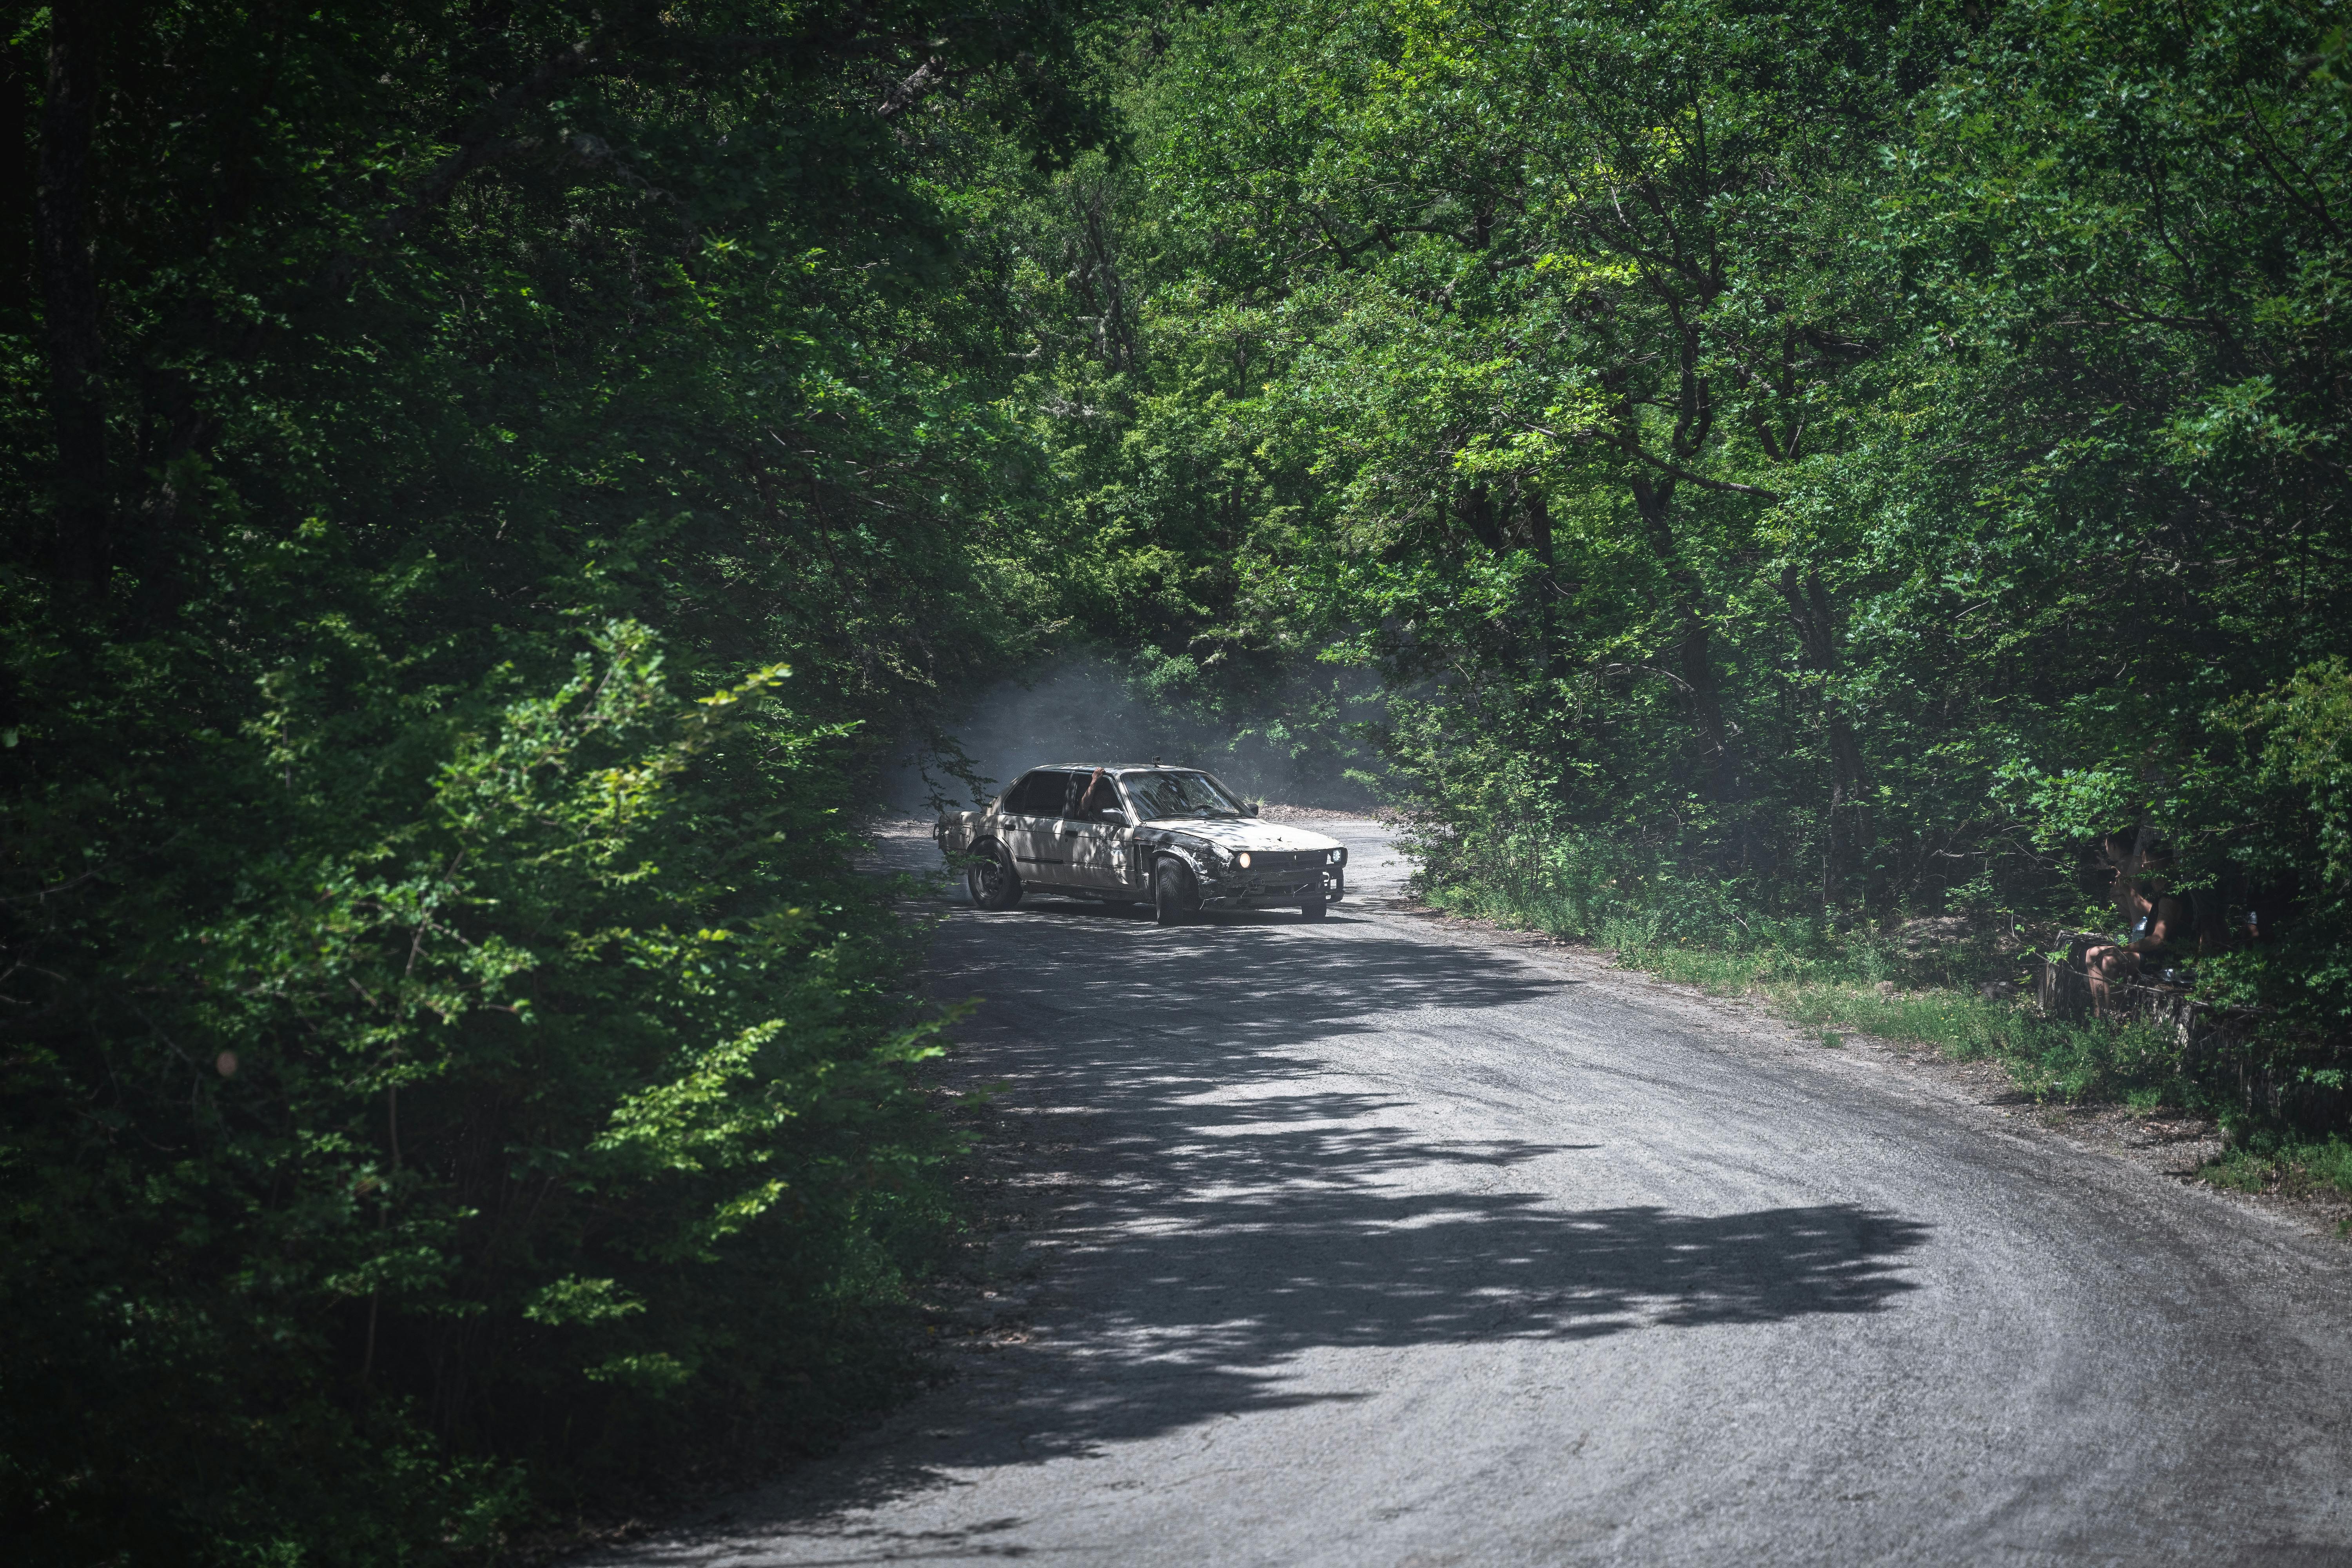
[
  {"x1": 978, "y1": 1192, "x2": 1927, "y2": 1455},
  {"x1": 625, "y1": 897, "x2": 1932, "y2": 1559}
]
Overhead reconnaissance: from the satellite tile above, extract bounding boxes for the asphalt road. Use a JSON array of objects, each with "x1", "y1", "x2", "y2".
[{"x1": 619, "y1": 817, "x2": 2352, "y2": 1567}]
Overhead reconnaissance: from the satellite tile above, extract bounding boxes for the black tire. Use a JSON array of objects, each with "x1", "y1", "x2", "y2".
[
  {"x1": 1153, "y1": 859, "x2": 1196, "y2": 926},
  {"x1": 967, "y1": 842, "x2": 1023, "y2": 910},
  {"x1": 1300, "y1": 898, "x2": 1329, "y2": 921}
]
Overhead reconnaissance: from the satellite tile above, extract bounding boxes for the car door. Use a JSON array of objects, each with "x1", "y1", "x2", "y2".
[
  {"x1": 1002, "y1": 770, "x2": 1076, "y2": 884},
  {"x1": 1063, "y1": 770, "x2": 1136, "y2": 894}
]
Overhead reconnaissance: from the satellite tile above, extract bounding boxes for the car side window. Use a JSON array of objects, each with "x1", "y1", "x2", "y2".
[{"x1": 1004, "y1": 771, "x2": 1071, "y2": 817}]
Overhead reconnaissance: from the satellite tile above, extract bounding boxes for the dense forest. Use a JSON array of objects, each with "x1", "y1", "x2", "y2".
[{"x1": 4, "y1": 0, "x2": 2347, "y2": 1560}]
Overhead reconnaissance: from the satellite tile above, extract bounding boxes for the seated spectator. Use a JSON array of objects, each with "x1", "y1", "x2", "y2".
[{"x1": 2082, "y1": 832, "x2": 2192, "y2": 1013}]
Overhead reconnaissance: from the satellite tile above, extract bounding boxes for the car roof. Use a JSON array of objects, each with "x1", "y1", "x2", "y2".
[{"x1": 1031, "y1": 763, "x2": 1206, "y2": 774}]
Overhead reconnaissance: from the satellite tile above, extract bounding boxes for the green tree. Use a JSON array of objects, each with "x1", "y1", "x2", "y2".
[
  {"x1": 1093, "y1": 0, "x2": 2350, "y2": 1071},
  {"x1": 2, "y1": 0, "x2": 1119, "y2": 1558},
  {"x1": 1127, "y1": 0, "x2": 1961, "y2": 888}
]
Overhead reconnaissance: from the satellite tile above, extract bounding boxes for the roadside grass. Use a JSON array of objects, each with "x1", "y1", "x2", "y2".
[
  {"x1": 1618, "y1": 940, "x2": 2352, "y2": 1213},
  {"x1": 1423, "y1": 851, "x2": 2352, "y2": 1215},
  {"x1": 2200, "y1": 1134, "x2": 2352, "y2": 1212},
  {"x1": 1427, "y1": 880, "x2": 2192, "y2": 1110},
  {"x1": 1626, "y1": 936, "x2": 2189, "y2": 1107}
]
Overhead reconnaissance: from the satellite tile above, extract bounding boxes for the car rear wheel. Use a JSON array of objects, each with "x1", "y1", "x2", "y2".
[
  {"x1": 1153, "y1": 859, "x2": 1196, "y2": 926},
  {"x1": 1299, "y1": 898, "x2": 1328, "y2": 921},
  {"x1": 968, "y1": 842, "x2": 1023, "y2": 910}
]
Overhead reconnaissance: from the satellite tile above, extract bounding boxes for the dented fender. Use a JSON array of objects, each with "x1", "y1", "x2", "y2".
[{"x1": 1134, "y1": 830, "x2": 1217, "y2": 894}]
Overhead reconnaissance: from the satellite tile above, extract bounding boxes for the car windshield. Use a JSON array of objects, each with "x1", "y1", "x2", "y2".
[{"x1": 1121, "y1": 770, "x2": 1246, "y2": 820}]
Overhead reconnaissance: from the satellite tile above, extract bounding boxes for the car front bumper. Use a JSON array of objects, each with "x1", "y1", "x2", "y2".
[{"x1": 1198, "y1": 866, "x2": 1344, "y2": 907}]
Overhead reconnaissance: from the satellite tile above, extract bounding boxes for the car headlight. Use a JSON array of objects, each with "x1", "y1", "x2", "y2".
[
  {"x1": 1328, "y1": 848, "x2": 1345, "y2": 865},
  {"x1": 1236, "y1": 851, "x2": 1252, "y2": 869}
]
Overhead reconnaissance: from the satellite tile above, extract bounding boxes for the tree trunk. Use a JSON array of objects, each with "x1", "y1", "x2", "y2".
[
  {"x1": 1634, "y1": 474, "x2": 1739, "y2": 802},
  {"x1": 1454, "y1": 481, "x2": 1503, "y2": 553},
  {"x1": 1524, "y1": 490, "x2": 1568, "y2": 685},
  {"x1": 1780, "y1": 564, "x2": 1871, "y2": 909},
  {"x1": 2, "y1": 43, "x2": 31, "y2": 301},
  {"x1": 36, "y1": 2, "x2": 108, "y2": 590}
]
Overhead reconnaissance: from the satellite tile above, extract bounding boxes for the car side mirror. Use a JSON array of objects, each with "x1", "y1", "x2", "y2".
[{"x1": 1245, "y1": 802, "x2": 1259, "y2": 817}]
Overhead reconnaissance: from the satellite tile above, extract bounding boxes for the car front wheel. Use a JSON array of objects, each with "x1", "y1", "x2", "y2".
[
  {"x1": 1153, "y1": 859, "x2": 1196, "y2": 926},
  {"x1": 968, "y1": 842, "x2": 1023, "y2": 910},
  {"x1": 1300, "y1": 898, "x2": 1328, "y2": 921}
]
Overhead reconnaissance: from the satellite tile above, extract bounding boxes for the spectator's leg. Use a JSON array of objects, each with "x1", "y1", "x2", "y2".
[
  {"x1": 2085, "y1": 944, "x2": 2119, "y2": 1014},
  {"x1": 2084, "y1": 945, "x2": 2143, "y2": 1016}
]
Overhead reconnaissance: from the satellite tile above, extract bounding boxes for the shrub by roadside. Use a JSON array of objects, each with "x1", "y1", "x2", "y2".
[{"x1": 0, "y1": 635, "x2": 963, "y2": 1564}]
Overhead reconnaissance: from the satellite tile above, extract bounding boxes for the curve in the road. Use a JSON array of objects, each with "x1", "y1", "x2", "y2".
[{"x1": 619, "y1": 818, "x2": 2352, "y2": 1568}]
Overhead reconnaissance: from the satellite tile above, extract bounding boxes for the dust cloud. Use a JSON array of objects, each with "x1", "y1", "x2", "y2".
[{"x1": 882, "y1": 653, "x2": 1383, "y2": 814}]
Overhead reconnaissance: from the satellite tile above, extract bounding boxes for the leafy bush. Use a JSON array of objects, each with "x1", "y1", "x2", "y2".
[{"x1": 0, "y1": 624, "x2": 957, "y2": 1560}]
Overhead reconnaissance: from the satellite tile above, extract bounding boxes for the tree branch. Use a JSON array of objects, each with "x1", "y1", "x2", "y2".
[
  {"x1": 876, "y1": 54, "x2": 960, "y2": 121},
  {"x1": 1525, "y1": 423, "x2": 1785, "y2": 501}
]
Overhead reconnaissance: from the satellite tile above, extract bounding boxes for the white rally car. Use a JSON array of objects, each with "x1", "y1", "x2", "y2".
[{"x1": 935, "y1": 764, "x2": 1347, "y2": 924}]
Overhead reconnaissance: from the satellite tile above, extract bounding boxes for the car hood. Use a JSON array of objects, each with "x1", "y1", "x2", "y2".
[{"x1": 1136, "y1": 818, "x2": 1344, "y2": 854}]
